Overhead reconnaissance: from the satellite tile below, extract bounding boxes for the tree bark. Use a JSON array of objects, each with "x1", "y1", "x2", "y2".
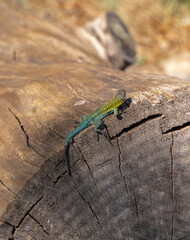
[{"x1": 0, "y1": 1, "x2": 190, "y2": 240}]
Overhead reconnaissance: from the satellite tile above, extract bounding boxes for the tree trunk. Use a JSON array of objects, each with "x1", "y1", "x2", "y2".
[{"x1": 0, "y1": 1, "x2": 190, "y2": 240}]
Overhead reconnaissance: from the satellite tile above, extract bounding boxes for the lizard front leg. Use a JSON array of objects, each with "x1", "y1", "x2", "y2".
[{"x1": 114, "y1": 107, "x2": 123, "y2": 116}]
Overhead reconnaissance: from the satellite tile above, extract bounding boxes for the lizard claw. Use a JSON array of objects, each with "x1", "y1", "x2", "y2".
[{"x1": 96, "y1": 129, "x2": 113, "y2": 147}]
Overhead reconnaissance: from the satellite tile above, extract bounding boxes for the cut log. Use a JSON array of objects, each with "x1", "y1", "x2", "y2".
[
  {"x1": 0, "y1": 1, "x2": 190, "y2": 240},
  {"x1": 0, "y1": 62, "x2": 189, "y2": 240}
]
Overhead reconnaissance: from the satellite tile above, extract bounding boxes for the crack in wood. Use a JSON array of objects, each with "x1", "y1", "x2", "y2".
[
  {"x1": 40, "y1": 168, "x2": 55, "y2": 184},
  {"x1": 133, "y1": 192, "x2": 140, "y2": 230},
  {"x1": 9, "y1": 196, "x2": 43, "y2": 239},
  {"x1": 116, "y1": 138, "x2": 129, "y2": 194},
  {"x1": 111, "y1": 114, "x2": 162, "y2": 139},
  {"x1": 162, "y1": 121, "x2": 190, "y2": 134},
  {"x1": 23, "y1": 160, "x2": 41, "y2": 168},
  {"x1": 54, "y1": 158, "x2": 82, "y2": 185},
  {"x1": 7, "y1": 107, "x2": 30, "y2": 147},
  {"x1": 4, "y1": 221, "x2": 15, "y2": 239},
  {"x1": 7, "y1": 106, "x2": 45, "y2": 158},
  {"x1": 55, "y1": 157, "x2": 64, "y2": 168},
  {"x1": 28, "y1": 213, "x2": 50, "y2": 235},
  {"x1": 0, "y1": 179, "x2": 18, "y2": 198},
  {"x1": 87, "y1": 201, "x2": 106, "y2": 235},
  {"x1": 75, "y1": 143, "x2": 99, "y2": 191},
  {"x1": 72, "y1": 179, "x2": 106, "y2": 236},
  {"x1": 104, "y1": 124, "x2": 112, "y2": 144},
  {"x1": 55, "y1": 147, "x2": 78, "y2": 170},
  {"x1": 170, "y1": 133, "x2": 175, "y2": 240},
  {"x1": 170, "y1": 133, "x2": 175, "y2": 200},
  {"x1": 53, "y1": 171, "x2": 67, "y2": 185}
]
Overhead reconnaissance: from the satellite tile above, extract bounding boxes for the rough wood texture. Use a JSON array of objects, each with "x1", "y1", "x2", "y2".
[
  {"x1": 0, "y1": 1, "x2": 190, "y2": 240},
  {"x1": 0, "y1": 62, "x2": 189, "y2": 240}
]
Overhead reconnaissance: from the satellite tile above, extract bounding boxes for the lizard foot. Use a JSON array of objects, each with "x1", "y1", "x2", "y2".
[{"x1": 96, "y1": 129, "x2": 113, "y2": 147}]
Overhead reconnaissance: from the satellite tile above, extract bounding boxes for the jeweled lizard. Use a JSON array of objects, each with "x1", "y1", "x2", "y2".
[{"x1": 63, "y1": 89, "x2": 126, "y2": 175}]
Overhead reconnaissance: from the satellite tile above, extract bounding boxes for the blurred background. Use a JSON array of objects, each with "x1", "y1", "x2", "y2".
[{"x1": 16, "y1": 0, "x2": 190, "y2": 79}]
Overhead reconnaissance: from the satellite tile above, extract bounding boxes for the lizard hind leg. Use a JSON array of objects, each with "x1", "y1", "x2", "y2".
[
  {"x1": 94, "y1": 120, "x2": 113, "y2": 146},
  {"x1": 94, "y1": 119, "x2": 103, "y2": 142}
]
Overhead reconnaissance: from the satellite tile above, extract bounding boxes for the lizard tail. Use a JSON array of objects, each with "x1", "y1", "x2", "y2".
[
  {"x1": 63, "y1": 142, "x2": 71, "y2": 176},
  {"x1": 63, "y1": 121, "x2": 89, "y2": 176}
]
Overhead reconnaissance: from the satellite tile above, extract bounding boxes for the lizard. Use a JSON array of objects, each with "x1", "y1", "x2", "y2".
[{"x1": 63, "y1": 89, "x2": 126, "y2": 176}]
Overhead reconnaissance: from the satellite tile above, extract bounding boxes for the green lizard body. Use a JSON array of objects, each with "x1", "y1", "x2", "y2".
[{"x1": 64, "y1": 89, "x2": 126, "y2": 175}]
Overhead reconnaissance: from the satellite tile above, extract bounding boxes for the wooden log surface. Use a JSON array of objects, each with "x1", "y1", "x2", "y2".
[{"x1": 0, "y1": 1, "x2": 190, "y2": 240}]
